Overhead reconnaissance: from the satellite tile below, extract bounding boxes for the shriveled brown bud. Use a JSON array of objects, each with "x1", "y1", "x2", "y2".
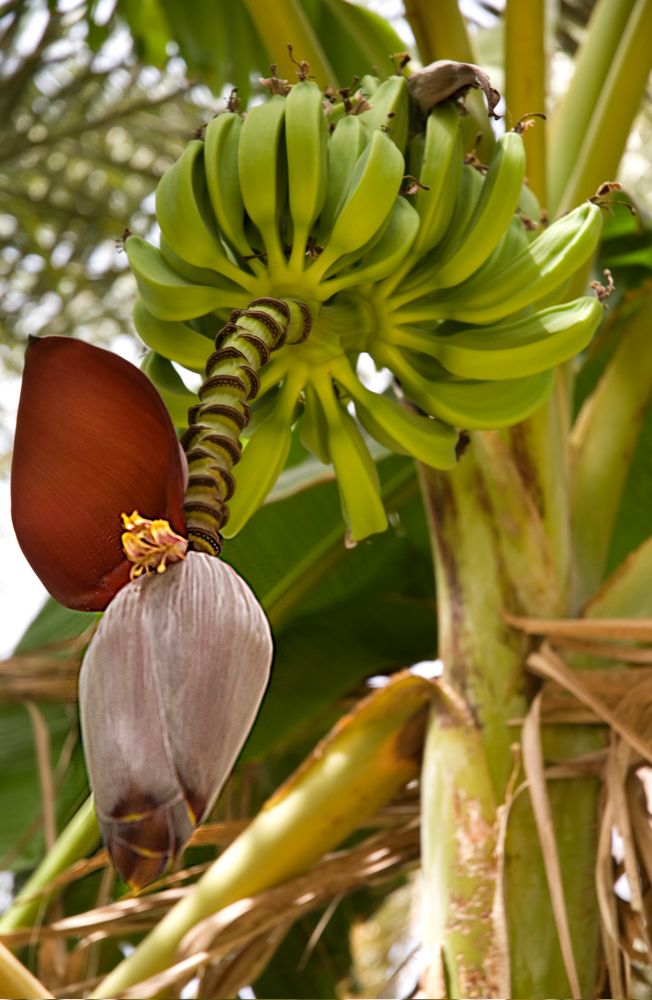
[
  {"x1": 408, "y1": 59, "x2": 501, "y2": 118},
  {"x1": 79, "y1": 552, "x2": 272, "y2": 890}
]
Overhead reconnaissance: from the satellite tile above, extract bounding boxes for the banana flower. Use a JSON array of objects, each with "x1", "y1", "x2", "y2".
[{"x1": 11, "y1": 336, "x2": 272, "y2": 888}]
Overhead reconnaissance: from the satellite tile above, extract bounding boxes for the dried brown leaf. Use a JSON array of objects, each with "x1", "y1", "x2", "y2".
[
  {"x1": 528, "y1": 646, "x2": 652, "y2": 764},
  {"x1": 596, "y1": 794, "x2": 625, "y2": 997},
  {"x1": 196, "y1": 925, "x2": 289, "y2": 1000},
  {"x1": 521, "y1": 692, "x2": 581, "y2": 998},
  {"x1": 507, "y1": 613, "x2": 652, "y2": 642},
  {"x1": 540, "y1": 670, "x2": 652, "y2": 724},
  {"x1": 605, "y1": 738, "x2": 645, "y2": 922},
  {"x1": 104, "y1": 822, "x2": 419, "y2": 1000},
  {"x1": 543, "y1": 638, "x2": 652, "y2": 663},
  {"x1": 629, "y1": 774, "x2": 652, "y2": 890}
]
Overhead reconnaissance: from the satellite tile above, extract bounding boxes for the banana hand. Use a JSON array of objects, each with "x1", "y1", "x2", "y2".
[
  {"x1": 379, "y1": 344, "x2": 556, "y2": 429},
  {"x1": 395, "y1": 201, "x2": 603, "y2": 325},
  {"x1": 389, "y1": 296, "x2": 603, "y2": 380}
]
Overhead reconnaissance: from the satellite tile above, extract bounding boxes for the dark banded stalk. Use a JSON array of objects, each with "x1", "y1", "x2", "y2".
[{"x1": 182, "y1": 297, "x2": 311, "y2": 554}]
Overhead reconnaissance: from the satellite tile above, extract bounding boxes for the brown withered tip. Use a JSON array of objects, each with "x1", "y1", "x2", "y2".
[
  {"x1": 408, "y1": 60, "x2": 501, "y2": 119},
  {"x1": 100, "y1": 794, "x2": 195, "y2": 890}
]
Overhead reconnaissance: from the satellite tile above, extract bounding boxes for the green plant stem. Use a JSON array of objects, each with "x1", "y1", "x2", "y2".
[
  {"x1": 552, "y1": 0, "x2": 652, "y2": 215},
  {"x1": 506, "y1": 381, "x2": 573, "y2": 598},
  {"x1": 0, "y1": 942, "x2": 53, "y2": 999},
  {"x1": 418, "y1": 419, "x2": 602, "y2": 996},
  {"x1": 403, "y1": 0, "x2": 474, "y2": 64},
  {"x1": 0, "y1": 797, "x2": 99, "y2": 934},
  {"x1": 241, "y1": 0, "x2": 336, "y2": 87},
  {"x1": 570, "y1": 285, "x2": 652, "y2": 605},
  {"x1": 504, "y1": 0, "x2": 547, "y2": 206},
  {"x1": 547, "y1": 0, "x2": 636, "y2": 214},
  {"x1": 420, "y1": 696, "x2": 505, "y2": 998}
]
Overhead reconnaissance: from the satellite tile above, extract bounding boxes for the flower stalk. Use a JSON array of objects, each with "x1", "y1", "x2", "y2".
[{"x1": 182, "y1": 297, "x2": 312, "y2": 555}]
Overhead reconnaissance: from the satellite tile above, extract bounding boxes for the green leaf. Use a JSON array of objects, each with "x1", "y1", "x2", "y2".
[
  {"x1": 224, "y1": 453, "x2": 437, "y2": 761},
  {"x1": 242, "y1": 489, "x2": 437, "y2": 761},
  {"x1": 223, "y1": 455, "x2": 420, "y2": 627},
  {"x1": 606, "y1": 399, "x2": 652, "y2": 573},
  {"x1": 308, "y1": 0, "x2": 407, "y2": 81},
  {"x1": 14, "y1": 598, "x2": 97, "y2": 655}
]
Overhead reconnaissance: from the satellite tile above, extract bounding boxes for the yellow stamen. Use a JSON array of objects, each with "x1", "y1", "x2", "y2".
[{"x1": 121, "y1": 511, "x2": 188, "y2": 581}]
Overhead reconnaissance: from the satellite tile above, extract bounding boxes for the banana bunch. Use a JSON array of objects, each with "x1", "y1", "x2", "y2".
[{"x1": 128, "y1": 69, "x2": 605, "y2": 543}]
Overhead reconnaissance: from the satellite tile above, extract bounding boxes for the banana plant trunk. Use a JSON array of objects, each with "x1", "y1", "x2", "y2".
[{"x1": 418, "y1": 387, "x2": 604, "y2": 998}]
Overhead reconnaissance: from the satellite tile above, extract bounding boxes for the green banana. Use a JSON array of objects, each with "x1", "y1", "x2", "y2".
[
  {"x1": 155, "y1": 139, "x2": 252, "y2": 288},
  {"x1": 323, "y1": 196, "x2": 420, "y2": 294},
  {"x1": 407, "y1": 103, "x2": 464, "y2": 260},
  {"x1": 318, "y1": 115, "x2": 369, "y2": 241},
  {"x1": 222, "y1": 373, "x2": 303, "y2": 538},
  {"x1": 140, "y1": 351, "x2": 199, "y2": 428},
  {"x1": 333, "y1": 360, "x2": 458, "y2": 469},
  {"x1": 395, "y1": 201, "x2": 603, "y2": 325},
  {"x1": 299, "y1": 382, "x2": 331, "y2": 463},
  {"x1": 387, "y1": 161, "x2": 485, "y2": 306},
  {"x1": 285, "y1": 79, "x2": 329, "y2": 273},
  {"x1": 358, "y1": 74, "x2": 381, "y2": 100},
  {"x1": 381, "y1": 344, "x2": 555, "y2": 428},
  {"x1": 238, "y1": 95, "x2": 287, "y2": 274},
  {"x1": 204, "y1": 112, "x2": 264, "y2": 272},
  {"x1": 314, "y1": 374, "x2": 388, "y2": 540},
  {"x1": 430, "y1": 130, "x2": 526, "y2": 288},
  {"x1": 359, "y1": 74, "x2": 410, "y2": 152},
  {"x1": 389, "y1": 296, "x2": 603, "y2": 380},
  {"x1": 133, "y1": 299, "x2": 213, "y2": 373},
  {"x1": 406, "y1": 131, "x2": 424, "y2": 179},
  {"x1": 306, "y1": 129, "x2": 405, "y2": 285},
  {"x1": 126, "y1": 236, "x2": 248, "y2": 321}
]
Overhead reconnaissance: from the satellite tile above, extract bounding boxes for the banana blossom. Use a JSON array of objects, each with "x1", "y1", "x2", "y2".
[{"x1": 11, "y1": 337, "x2": 272, "y2": 888}]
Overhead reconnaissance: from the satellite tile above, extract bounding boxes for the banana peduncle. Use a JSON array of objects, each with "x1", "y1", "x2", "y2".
[{"x1": 182, "y1": 297, "x2": 311, "y2": 554}]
